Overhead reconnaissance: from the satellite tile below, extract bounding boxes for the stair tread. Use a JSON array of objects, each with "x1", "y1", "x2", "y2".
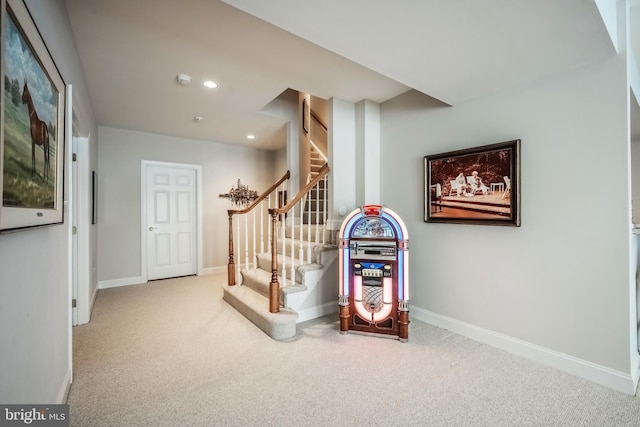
[
  {"x1": 242, "y1": 267, "x2": 297, "y2": 287},
  {"x1": 256, "y1": 252, "x2": 306, "y2": 268},
  {"x1": 222, "y1": 284, "x2": 298, "y2": 341}
]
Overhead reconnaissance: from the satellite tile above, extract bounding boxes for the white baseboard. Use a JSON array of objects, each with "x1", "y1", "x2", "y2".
[
  {"x1": 297, "y1": 301, "x2": 338, "y2": 323},
  {"x1": 633, "y1": 353, "x2": 640, "y2": 395},
  {"x1": 410, "y1": 306, "x2": 637, "y2": 395},
  {"x1": 57, "y1": 368, "x2": 72, "y2": 404},
  {"x1": 98, "y1": 269, "x2": 226, "y2": 290},
  {"x1": 98, "y1": 276, "x2": 146, "y2": 289},
  {"x1": 90, "y1": 284, "x2": 99, "y2": 313},
  {"x1": 199, "y1": 266, "x2": 226, "y2": 276}
]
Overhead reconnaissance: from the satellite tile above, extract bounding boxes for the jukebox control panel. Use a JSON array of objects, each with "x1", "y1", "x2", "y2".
[{"x1": 338, "y1": 205, "x2": 409, "y2": 341}]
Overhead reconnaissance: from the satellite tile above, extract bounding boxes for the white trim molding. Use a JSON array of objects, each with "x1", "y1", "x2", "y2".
[
  {"x1": 200, "y1": 266, "x2": 227, "y2": 276},
  {"x1": 56, "y1": 368, "x2": 72, "y2": 404},
  {"x1": 297, "y1": 301, "x2": 338, "y2": 324},
  {"x1": 99, "y1": 276, "x2": 146, "y2": 289},
  {"x1": 411, "y1": 306, "x2": 638, "y2": 395}
]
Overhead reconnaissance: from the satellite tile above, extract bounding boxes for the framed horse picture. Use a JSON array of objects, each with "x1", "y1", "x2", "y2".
[{"x1": 1, "y1": 0, "x2": 66, "y2": 231}]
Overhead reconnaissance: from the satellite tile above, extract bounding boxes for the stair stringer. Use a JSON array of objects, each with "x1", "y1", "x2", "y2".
[{"x1": 283, "y1": 244, "x2": 339, "y2": 323}]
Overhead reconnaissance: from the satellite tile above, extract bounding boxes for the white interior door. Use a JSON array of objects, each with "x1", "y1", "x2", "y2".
[
  {"x1": 72, "y1": 136, "x2": 90, "y2": 325},
  {"x1": 145, "y1": 163, "x2": 197, "y2": 280}
]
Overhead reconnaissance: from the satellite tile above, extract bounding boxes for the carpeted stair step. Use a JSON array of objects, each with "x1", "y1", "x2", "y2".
[
  {"x1": 241, "y1": 266, "x2": 308, "y2": 304},
  {"x1": 285, "y1": 224, "x2": 325, "y2": 240},
  {"x1": 222, "y1": 284, "x2": 298, "y2": 341},
  {"x1": 240, "y1": 267, "x2": 272, "y2": 297},
  {"x1": 256, "y1": 252, "x2": 305, "y2": 281},
  {"x1": 275, "y1": 238, "x2": 317, "y2": 262},
  {"x1": 240, "y1": 267, "x2": 305, "y2": 296}
]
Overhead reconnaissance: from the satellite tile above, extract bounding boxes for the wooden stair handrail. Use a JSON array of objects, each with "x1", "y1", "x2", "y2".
[
  {"x1": 228, "y1": 170, "x2": 290, "y2": 216},
  {"x1": 310, "y1": 110, "x2": 327, "y2": 133},
  {"x1": 269, "y1": 163, "x2": 328, "y2": 217},
  {"x1": 267, "y1": 163, "x2": 329, "y2": 314},
  {"x1": 227, "y1": 170, "x2": 290, "y2": 287}
]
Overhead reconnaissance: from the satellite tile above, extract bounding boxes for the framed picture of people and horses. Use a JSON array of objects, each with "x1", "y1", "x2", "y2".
[
  {"x1": 1, "y1": 0, "x2": 66, "y2": 231},
  {"x1": 424, "y1": 139, "x2": 521, "y2": 226}
]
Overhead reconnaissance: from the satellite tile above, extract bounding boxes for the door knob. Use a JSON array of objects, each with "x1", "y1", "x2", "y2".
[{"x1": 149, "y1": 226, "x2": 157, "y2": 231}]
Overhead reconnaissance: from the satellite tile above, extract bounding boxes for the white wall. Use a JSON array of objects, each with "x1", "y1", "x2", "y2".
[
  {"x1": 0, "y1": 0, "x2": 97, "y2": 403},
  {"x1": 274, "y1": 147, "x2": 287, "y2": 178},
  {"x1": 380, "y1": 54, "x2": 636, "y2": 392},
  {"x1": 632, "y1": 140, "x2": 640, "y2": 224},
  {"x1": 98, "y1": 126, "x2": 278, "y2": 283}
]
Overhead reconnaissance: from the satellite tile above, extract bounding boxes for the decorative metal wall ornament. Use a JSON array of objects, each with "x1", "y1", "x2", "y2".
[{"x1": 219, "y1": 179, "x2": 258, "y2": 207}]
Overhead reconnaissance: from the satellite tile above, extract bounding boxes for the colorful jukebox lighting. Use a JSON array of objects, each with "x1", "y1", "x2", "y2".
[{"x1": 338, "y1": 205, "x2": 410, "y2": 341}]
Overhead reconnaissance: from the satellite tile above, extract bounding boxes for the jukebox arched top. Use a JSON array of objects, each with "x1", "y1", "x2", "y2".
[{"x1": 340, "y1": 205, "x2": 408, "y2": 242}]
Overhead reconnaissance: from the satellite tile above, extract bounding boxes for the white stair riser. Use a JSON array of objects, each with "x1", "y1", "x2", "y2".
[
  {"x1": 255, "y1": 253, "x2": 304, "y2": 282},
  {"x1": 284, "y1": 225, "x2": 326, "y2": 240}
]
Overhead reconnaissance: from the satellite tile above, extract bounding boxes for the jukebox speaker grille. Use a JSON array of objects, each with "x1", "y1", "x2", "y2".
[{"x1": 362, "y1": 284, "x2": 383, "y2": 313}]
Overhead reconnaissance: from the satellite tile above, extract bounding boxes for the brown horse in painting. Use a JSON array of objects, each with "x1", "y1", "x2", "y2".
[{"x1": 21, "y1": 81, "x2": 50, "y2": 181}]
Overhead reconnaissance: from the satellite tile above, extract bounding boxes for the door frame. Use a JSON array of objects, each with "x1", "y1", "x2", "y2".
[
  {"x1": 140, "y1": 160, "x2": 203, "y2": 282},
  {"x1": 72, "y1": 136, "x2": 91, "y2": 325}
]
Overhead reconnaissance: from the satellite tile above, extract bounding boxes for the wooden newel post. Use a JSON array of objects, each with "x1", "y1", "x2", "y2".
[
  {"x1": 268, "y1": 211, "x2": 280, "y2": 313},
  {"x1": 339, "y1": 297, "x2": 350, "y2": 334},
  {"x1": 398, "y1": 305, "x2": 410, "y2": 343},
  {"x1": 227, "y1": 211, "x2": 235, "y2": 286}
]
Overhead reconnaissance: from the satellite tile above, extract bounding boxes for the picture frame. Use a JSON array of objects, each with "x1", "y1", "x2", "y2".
[
  {"x1": 302, "y1": 98, "x2": 309, "y2": 133},
  {"x1": 91, "y1": 171, "x2": 97, "y2": 225},
  {"x1": 1, "y1": 0, "x2": 66, "y2": 231},
  {"x1": 424, "y1": 139, "x2": 520, "y2": 226}
]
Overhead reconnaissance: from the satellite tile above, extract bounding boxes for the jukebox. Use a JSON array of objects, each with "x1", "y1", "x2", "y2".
[{"x1": 338, "y1": 205, "x2": 409, "y2": 341}]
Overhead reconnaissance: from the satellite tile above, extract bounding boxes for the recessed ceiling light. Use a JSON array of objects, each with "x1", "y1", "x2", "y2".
[
  {"x1": 247, "y1": 134, "x2": 255, "y2": 139},
  {"x1": 203, "y1": 80, "x2": 218, "y2": 89}
]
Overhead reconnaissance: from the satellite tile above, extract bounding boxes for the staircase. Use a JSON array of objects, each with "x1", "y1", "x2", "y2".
[
  {"x1": 222, "y1": 165, "x2": 336, "y2": 341},
  {"x1": 309, "y1": 142, "x2": 326, "y2": 181},
  {"x1": 305, "y1": 143, "x2": 328, "y2": 225}
]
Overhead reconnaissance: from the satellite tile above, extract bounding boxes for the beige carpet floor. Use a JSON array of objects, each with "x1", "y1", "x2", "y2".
[{"x1": 67, "y1": 273, "x2": 640, "y2": 426}]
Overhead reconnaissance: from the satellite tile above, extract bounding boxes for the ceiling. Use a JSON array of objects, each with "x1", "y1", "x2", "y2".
[{"x1": 64, "y1": 0, "x2": 619, "y2": 151}]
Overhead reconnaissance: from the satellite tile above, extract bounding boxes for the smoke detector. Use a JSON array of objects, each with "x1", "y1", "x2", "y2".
[
  {"x1": 177, "y1": 74, "x2": 191, "y2": 85},
  {"x1": 194, "y1": 116, "x2": 204, "y2": 122}
]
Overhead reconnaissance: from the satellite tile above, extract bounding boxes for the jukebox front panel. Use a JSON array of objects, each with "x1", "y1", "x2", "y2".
[{"x1": 351, "y1": 261, "x2": 397, "y2": 332}]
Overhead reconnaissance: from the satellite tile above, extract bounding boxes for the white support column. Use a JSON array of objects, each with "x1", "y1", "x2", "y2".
[
  {"x1": 327, "y1": 98, "x2": 357, "y2": 231},
  {"x1": 356, "y1": 100, "x2": 381, "y2": 206}
]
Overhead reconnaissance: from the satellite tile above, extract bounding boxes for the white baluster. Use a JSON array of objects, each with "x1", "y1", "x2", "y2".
[
  {"x1": 260, "y1": 199, "x2": 264, "y2": 254},
  {"x1": 298, "y1": 198, "x2": 304, "y2": 267},
  {"x1": 281, "y1": 204, "x2": 286, "y2": 283},
  {"x1": 267, "y1": 194, "x2": 272, "y2": 254},
  {"x1": 290, "y1": 203, "x2": 295, "y2": 286},
  {"x1": 322, "y1": 176, "x2": 327, "y2": 245},
  {"x1": 236, "y1": 216, "x2": 240, "y2": 284},
  {"x1": 244, "y1": 215, "x2": 249, "y2": 271},
  {"x1": 306, "y1": 187, "x2": 311, "y2": 263},
  {"x1": 315, "y1": 181, "x2": 320, "y2": 244},
  {"x1": 252, "y1": 209, "x2": 256, "y2": 269}
]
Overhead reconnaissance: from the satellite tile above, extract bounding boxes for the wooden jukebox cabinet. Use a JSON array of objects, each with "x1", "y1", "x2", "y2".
[{"x1": 338, "y1": 205, "x2": 410, "y2": 341}]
